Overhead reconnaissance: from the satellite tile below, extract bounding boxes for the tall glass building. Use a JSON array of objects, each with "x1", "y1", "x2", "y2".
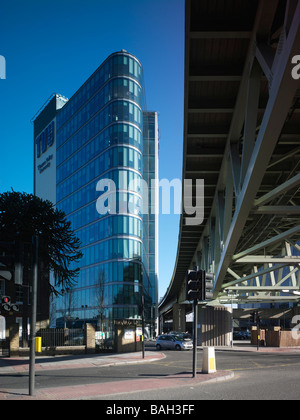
[{"x1": 33, "y1": 51, "x2": 159, "y2": 342}]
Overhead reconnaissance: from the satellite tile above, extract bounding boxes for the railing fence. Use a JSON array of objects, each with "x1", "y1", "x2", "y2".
[{"x1": 20, "y1": 328, "x2": 85, "y2": 348}]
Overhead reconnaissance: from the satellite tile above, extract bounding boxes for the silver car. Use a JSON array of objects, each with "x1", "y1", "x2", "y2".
[{"x1": 155, "y1": 334, "x2": 193, "y2": 351}]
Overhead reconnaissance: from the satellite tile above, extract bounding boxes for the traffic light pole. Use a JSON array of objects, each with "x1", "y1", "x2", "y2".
[
  {"x1": 192, "y1": 299, "x2": 198, "y2": 378},
  {"x1": 29, "y1": 236, "x2": 38, "y2": 396},
  {"x1": 255, "y1": 311, "x2": 260, "y2": 351},
  {"x1": 141, "y1": 294, "x2": 145, "y2": 359},
  {"x1": 186, "y1": 267, "x2": 214, "y2": 378}
]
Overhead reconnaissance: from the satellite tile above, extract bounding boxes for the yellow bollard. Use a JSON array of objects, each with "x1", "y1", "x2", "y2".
[
  {"x1": 202, "y1": 346, "x2": 216, "y2": 374},
  {"x1": 35, "y1": 337, "x2": 42, "y2": 353}
]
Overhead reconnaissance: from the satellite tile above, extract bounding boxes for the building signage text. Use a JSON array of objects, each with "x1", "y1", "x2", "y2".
[
  {"x1": 38, "y1": 154, "x2": 53, "y2": 174},
  {"x1": 36, "y1": 121, "x2": 55, "y2": 158}
]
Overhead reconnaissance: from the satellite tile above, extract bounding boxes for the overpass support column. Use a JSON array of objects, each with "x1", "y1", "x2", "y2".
[
  {"x1": 159, "y1": 314, "x2": 164, "y2": 335},
  {"x1": 173, "y1": 304, "x2": 186, "y2": 332}
]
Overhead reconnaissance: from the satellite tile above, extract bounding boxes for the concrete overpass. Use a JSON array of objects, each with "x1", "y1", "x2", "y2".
[{"x1": 159, "y1": 0, "x2": 300, "y2": 334}]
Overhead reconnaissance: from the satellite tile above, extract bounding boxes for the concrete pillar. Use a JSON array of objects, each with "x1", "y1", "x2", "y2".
[
  {"x1": 85, "y1": 323, "x2": 96, "y2": 354},
  {"x1": 159, "y1": 315, "x2": 164, "y2": 335},
  {"x1": 114, "y1": 325, "x2": 141, "y2": 353},
  {"x1": 9, "y1": 323, "x2": 19, "y2": 357},
  {"x1": 173, "y1": 303, "x2": 186, "y2": 332}
]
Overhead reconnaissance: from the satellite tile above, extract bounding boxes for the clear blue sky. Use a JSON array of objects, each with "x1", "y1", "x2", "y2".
[{"x1": 0, "y1": 0, "x2": 184, "y2": 299}]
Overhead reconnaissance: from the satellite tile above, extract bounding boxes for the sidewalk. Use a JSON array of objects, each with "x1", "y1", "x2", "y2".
[{"x1": 0, "y1": 350, "x2": 233, "y2": 400}]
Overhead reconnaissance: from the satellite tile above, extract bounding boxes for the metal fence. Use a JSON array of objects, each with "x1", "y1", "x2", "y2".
[
  {"x1": 38, "y1": 329, "x2": 85, "y2": 347},
  {"x1": 20, "y1": 328, "x2": 85, "y2": 348},
  {"x1": 0, "y1": 339, "x2": 9, "y2": 356}
]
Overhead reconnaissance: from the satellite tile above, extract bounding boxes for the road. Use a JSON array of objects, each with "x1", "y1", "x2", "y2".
[
  {"x1": 106, "y1": 350, "x2": 300, "y2": 400},
  {"x1": 1, "y1": 345, "x2": 300, "y2": 399}
]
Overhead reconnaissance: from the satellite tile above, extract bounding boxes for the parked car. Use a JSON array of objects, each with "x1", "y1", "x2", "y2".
[
  {"x1": 169, "y1": 333, "x2": 193, "y2": 342},
  {"x1": 239, "y1": 331, "x2": 251, "y2": 340},
  {"x1": 169, "y1": 331, "x2": 192, "y2": 341},
  {"x1": 181, "y1": 332, "x2": 192, "y2": 341},
  {"x1": 155, "y1": 334, "x2": 193, "y2": 351},
  {"x1": 233, "y1": 331, "x2": 241, "y2": 340},
  {"x1": 233, "y1": 330, "x2": 251, "y2": 340}
]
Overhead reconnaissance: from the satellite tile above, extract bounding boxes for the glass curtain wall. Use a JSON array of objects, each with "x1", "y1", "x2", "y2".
[
  {"x1": 142, "y1": 112, "x2": 159, "y2": 336},
  {"x1": 54, "y1": 52, "x2": 147, "y2": 342}
]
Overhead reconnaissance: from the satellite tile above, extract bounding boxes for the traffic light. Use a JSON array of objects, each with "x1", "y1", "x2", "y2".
[
  {"x1": 250, "y1": 311, "x2": 261, "y2": 325},
  {"x1": 2, "y1": 296, "x2": 11, "y2": 304},
  {"x1": 1, "y1": 296, "x2": 19, "y2": 312},
  {"x1": 186, "y1": 269, "x2": 214, "y2": 301},
  {"x1": 186, "y1": 269, "x2": 201, "y2": 301},
  {"x1": 203, "y1": 271, "x2": 214, "y2": 300},
  {"x1": 10, "y1": 303, "x2": 20, "y2": 312},
  {"x1": 1, "y1": 296, "x2": 11, "y2": 311},
  {"x1": 0, "y1": 241, "x2": 23, "y2": 284}
]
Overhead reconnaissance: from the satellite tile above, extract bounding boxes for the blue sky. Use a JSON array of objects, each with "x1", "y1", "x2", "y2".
[{"x1": 0, "y1": 0, "x2": 184, "y2": 298}]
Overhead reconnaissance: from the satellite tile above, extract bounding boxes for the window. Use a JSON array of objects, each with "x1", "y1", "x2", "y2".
[
  {"x1": 129, "y1": 58, "x2": 133, "y2": 74},
  {"x1": 16, "y1": 285, "x2": 23, "y2": 304},
  {"x1": 129, "y1": 80, "x2": 134, "y2": 94},
  {"x1": 134, "y1": 61, "x2": 138, "y2": 77},
  {"x1": 129, "y1": 217, "x2": 134, "y2": 235},
  {"x1": 118, "y1": 216, "x2": 123, "y2": 234},
  {"x1": 124, "y1": 239, "x2": 129, "y2": 259},
  {"x1": 123, "y1": 216, "x2": 128, "y2": 234},
  {"x1": 129, "y1": 148, "x2": 134, "y2": 166}
]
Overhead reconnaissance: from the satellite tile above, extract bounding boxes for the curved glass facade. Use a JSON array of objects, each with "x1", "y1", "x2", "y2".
[{"x1": 36, "y1": 51, "x2": 159, "y2": 342}]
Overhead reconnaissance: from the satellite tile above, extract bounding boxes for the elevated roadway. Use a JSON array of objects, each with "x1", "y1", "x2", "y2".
[{"x1": 159, "y1": 0, "x2": 300, "y2": 319}]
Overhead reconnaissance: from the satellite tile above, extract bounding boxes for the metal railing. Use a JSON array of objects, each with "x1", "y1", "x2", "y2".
[
  {"x1": 20, "y1": 328, "x2": 85, "y2": 348},
  {"x1": 0, "y1": 339, "x2": 9, "y2": 356}
]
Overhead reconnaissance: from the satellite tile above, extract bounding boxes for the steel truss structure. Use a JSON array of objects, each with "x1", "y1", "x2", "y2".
[{"x1": 160, "y1": 0, "x2": 300, "y2": 312}]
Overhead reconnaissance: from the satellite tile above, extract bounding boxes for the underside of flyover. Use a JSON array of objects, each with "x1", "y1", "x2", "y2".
[{"x1": 159, "y1": 0, "x2": 300, "y2": 322}]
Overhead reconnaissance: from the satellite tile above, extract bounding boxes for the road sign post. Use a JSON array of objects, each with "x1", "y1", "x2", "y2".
[{"x1": 192, "y1": 298, "x2": 198, "y2": 378}]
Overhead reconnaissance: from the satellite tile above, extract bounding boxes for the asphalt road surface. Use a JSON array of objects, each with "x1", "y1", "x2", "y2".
[
  {"x1": 103, "y1": 350, "x2": 300, "y2": 400},
  {"x1": 1, "y1": 347, "x2": 300, "y2": 399}
]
